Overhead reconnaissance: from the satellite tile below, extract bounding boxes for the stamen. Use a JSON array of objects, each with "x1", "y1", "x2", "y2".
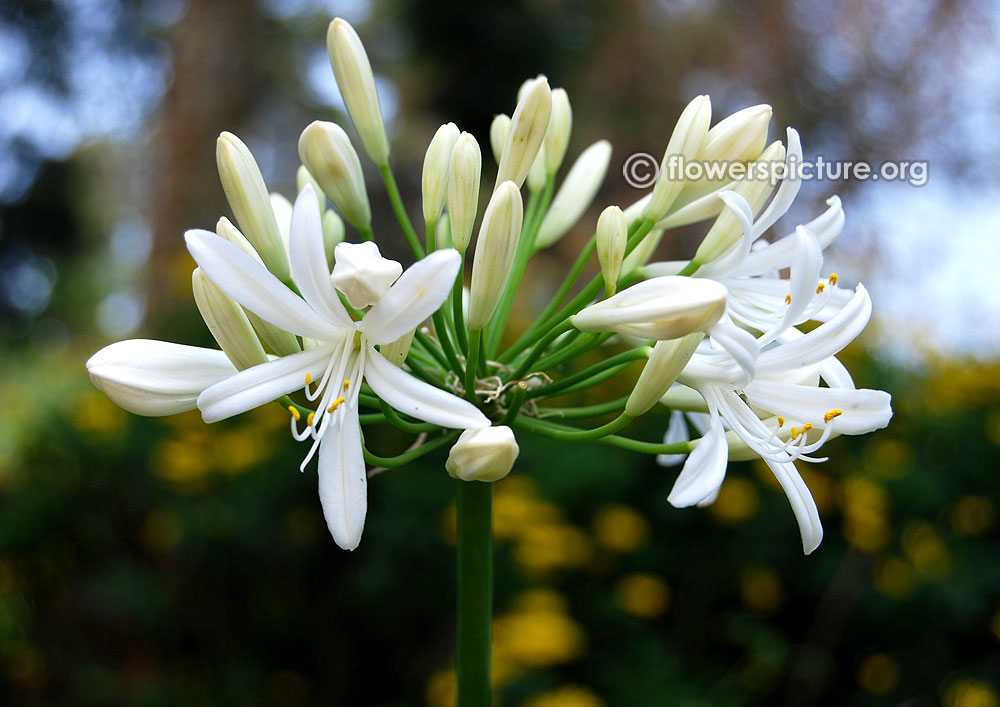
[
  {"x1": 288, "y1": 405, "x2": 301, "y2": 421},
  {"x1": 824, "y1": 409, "x2": 842, "y2": 423},
  {"x1": 800, "y1": 423, "x2": 813, "y2": 434},
  {"x1": 790, "y1": 426, "x2": 799, "y2": 440},
  {"x1": 305, "y1": 372, "x2": 312, "y2": 385},
  {"x1": 343, "y1": 379, "x2": 350, "y2": 392},
  {"x1": 816, "y1": 282, "x2": 826, "y2": 294},
  {"x1": 784, "y1": 293, "x2": 792, "y2": 305},
  {"x1": 777, "y1": 416, "x2": 785, "y2": 427},
  {"x1": 327, "y1": 397, "x2": 347, "y2": 413},
  {"x1": 828, "y1": 273, "x2": 838, "y2": 285},
  {"x1": 306, "y1": 412, "x2": 315, "y2": 427}
]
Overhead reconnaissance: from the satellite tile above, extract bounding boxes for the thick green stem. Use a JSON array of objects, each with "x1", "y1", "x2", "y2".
[
  {"x1": 452, "y1": 253, "x2": 469, "y2": 353},
  {"x1": 456, "y1": 480, "x2": 493, "y2": 707},
  {"x1": 465, "y1": 329, "x2": 482, "y2": 403}
]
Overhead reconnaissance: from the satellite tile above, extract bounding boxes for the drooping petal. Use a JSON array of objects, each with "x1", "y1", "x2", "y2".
[
  {"x1": 820, "y1": 355, "x2": 855, "y2": 389},
  {"x1": 750, "y1": 127, "x2": 803, "y2": 240},
  {"x1": 656, "y1": 409, "x2": 690, "y2": 467},
  {"x1": 365, "y1": 347, "x2": 490, "y2": 428},
  {"x1": 362, "y1": 249, "x2": 461, "y2": 344},
  {"x1": 197, "y1": 343, "x2": 337, "y2": 423},
  {"x1": 87, "y1": 340, "x2": 237, "y2": 416},
  {"x1": 288, "y1": 185, "x2": 354, "y2": 327},
  {"x1": 744, "y1": 380, "x2": 892, "y2": 435},
  {"x1": 757, "y1": 225, "x2": 822, "y2": 345},
  {"x1": 765, "y1": 458, "x2": 824, "y2": 554},
  {"x1": 735, "y1": 196, "x2": 843, "y2": 277},
  {"x1": 185, "y1": 229, "x2": 341, "y2": 340},
  {"x1": 667, "y1": 408, "x2": 728, "y2": 507},
  {"x1": 705, "y1": 318, "x2": 758, "y2": 385},
  {"x1": 697, "y1": 190, "x2": 754, "y2": 278},
  {"x1": 317, "y1": 410, "x2": 367, "y2": 550}
]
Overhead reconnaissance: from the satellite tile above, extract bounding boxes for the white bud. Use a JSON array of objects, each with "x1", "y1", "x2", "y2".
[
  {"x1": 535, "y1": 140, "x2": 613, "y2": 249},
  {"x1": 422, "y1": 122, "x2": 460, "y2": 224},
  {"x1": 298, "y1": 120, "x2": 371, "y2": 230},
  {"x1": 437, "y1": 214, "x2": 453, "y2": 249},
  {"x1": 625, "y1": 333, "x2": 703, "y2": 417},
  {"x1": 489, "y1": 114, "x2": 510, "y2": 165},
  {"x1": 270, "y1": 191, "x2": 293, "y2": 255},
  {"x1": 297, "y1": 165, "x2": 328, "y2": 206},
  {"x1": 699, "y1": 104, "x2": 771, "y2": 164},
  {"x1": 380, "y1": 328, "x2": 416, "y2": 367},
  {"x1": 526, "y1": 142, "x2": 547, "y2": 193},
  {"x1": 192, "y1": 268, "x2": 268, "y2": 371},
  {"x1": 446, "y1": 426, "x2": 520, "y2": 482},
  {"x1": 571, "y1": 276, "x2": 727, "y2": 340},
  {"x1": 326, "y1": 18, "x2": 390, "y2": 166},
  {"x1": 331, "y1": 241, "x2": 403, "y2": 309},
  {"x1": 596, "y1": 205, "x2": 627, "y2": 297},
  {"x1": 447, "y1": 132, "x2": 482, "y2": 253},
  {"x1": 468, "y1": 181, "x2": 523, "y2": 330},
  {"x1": 544, "y1": 88, "x2": 572, "y2": 174},
  {"x1": 216, "y1": 132, "x2": 289, "y2": 280},
  {"x1": 322, "y1": 210, "x2": 345, "y2": 266},
  {"x1": 694, "y1": 141, "x2": 785, "y2": 264},
  {"x1": 495, "y1": 76, "x2": 552, "y2": 189},
  {"x1": 646, "y1": 95, "x2": 711, "y2": 223}
]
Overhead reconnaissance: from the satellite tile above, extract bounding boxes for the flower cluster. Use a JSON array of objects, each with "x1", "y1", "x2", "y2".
[{"x1": 87, "y1": 18, "x2": 891, "y2": 554}]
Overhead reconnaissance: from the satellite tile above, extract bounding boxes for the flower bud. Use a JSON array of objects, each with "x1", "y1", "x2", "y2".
[
  {"x1": 571, "y1": 276, "x2": 727, "y2": 340},
  {"x1": 322, "y1": 209, "x2": 345, "y2": 266},
  {"x1": 544, "y1": 88, "x2": 572, "y2": 174},
  {"x1": 447, "y1": 132, "x2": 482, "y2": 253},
  {"x1": 534, "y1": 140, "x2": 613, "y2": 249},
  {"x1": 646, "y1": 95, "x2": 711, "y2": 223},
  {"x1": 380, "y1": 328, "x2": 416, "y2": 367},
  {"x1": 331, "y1": 241, "x2": 402, "y2": 309},
  {"x1": 698, "y1": 104, "x2": 771, "y2": 164},
  {"x1": 446, "y1": 426, "x2": 519, "y2": 482},
  {"x1": 422, "y1": 122, "x2": 460, "y2": 224},
  {"x1": 596, "y1": 206, "x2": 627, "y2": 297},
  {"x1": 625, "y1": 333, "x2": 703, "y2": 417},
  {"x1": 270, "y1": 192, "x2": 293, "y2": 254},
  {"x1": 527, "y1": 143, "x2": 547, "y2": 193},
  {"x1": 297, "y1": 165, "x2": 328, "y2": 206},
  {"x1": 489, "y1": 114, "x2": 510, "y2": 165},
  {"x1": 694, "y1": 141, "x2": 785, "y2": 264},
  {"x1": 298, "y1": 120, "x2": 371, "y2": 230},
  {"x1": 215, "y1": 218, "x2": 301, "y2": 356},
  {"x1": 495, "y1": 76, "x2": 552, "y2": 189},
  {"x1": 192, "y1": 268, "x2": 268, "y2": 371},
  {"x1": 436, "y1": 214, "x2": 453, "y2": 249},
  {"x1": 468, "y1": 181, "x2": 523, "y2": 330},
  {"x1": 621, "y1": 226, "x2": 663, "y2": 275},
  {"x1": 326, "y1": 18, "x2": 390, "y2": 166},
  {"x1": 216, "y1": 132, "x2": 289, "y2": 280}
]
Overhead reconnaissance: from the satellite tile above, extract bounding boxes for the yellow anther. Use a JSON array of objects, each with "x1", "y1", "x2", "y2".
[
  {"x1": 306, "y1": 412, "x2": 315, "y2": 427},
  {"x1": 823, "y1": 409, "x2": 843, "y2": 423},
  {"x1": 790, "y1": 426, "x2": 799, "y2": 440},
  {"x1": 816, "y1": 282, "x2": 826, "y2": 294},
  {"x1": 784, "y1": 293, "x2": 792, "y2": 305},
  {"x1": 327, "y1": 397, "x2": 347, "y2": 413},
  {"x1": 777, "y1": 416, "x2": 785, "y2": 427},
  {"x1": 288, "y1": 405, "x2": 301, "y2": 421},
  {"x1": 305, "y1": 372, "x2": 312, "y2": 385},
  {"x1": 828, "y1": 273, "x2": 838, "y2": 285},
  {"x1": 801, "y1": 423, "x2": 813, "y2": 434},
  {"x1": 343, "y1": 380, "x2": 350, "y2": 392}
]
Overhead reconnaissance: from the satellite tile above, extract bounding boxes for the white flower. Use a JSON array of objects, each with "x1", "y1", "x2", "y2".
[
  {"x1": 186, "y1": 185, "x2": 489, "y2": 550},
  {"x1": 330, "y1": 241, "x2": 403, "y2": 309},
  {"x1": 446, "y1": 426, "x2": 520, "y2": 482}
]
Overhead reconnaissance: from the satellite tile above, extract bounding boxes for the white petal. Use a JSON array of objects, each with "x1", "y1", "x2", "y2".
[
  {"x1": 751, "y1": 127, "x2": 803, "y2": 239},
  {"x1": 757, "y1": 225, "x2": 822, "y2": 345},
  {"x1": 289, "y1": 185, "x2": 353, "y2": 327},
  {"x1": 197, "y1": 343, "x2": 336, "y2": 423},
  {"x1": 185, "y1": 229, "x2": 341, "y2": 340},
  {"x1": 820, "y1": 355, "x2": 855, "y2": 389},
  {"x1": 87, "y1": 340, "x2": 236, "y2": 416},
  {"x1": 668, "y1": 409, "x2": 729, "y2": 507},
  {"x1": 656, "y1": 409, "x2": 689, "y2": 467},
  {"x1": 736, "y1": 196, "x2": 843, "y2": 277},
  {"x1": 317, "y1": 411, "x2": 367, "y2": 550},
  {"x1": 766, "y1": 458, "x2": 823, "y2": 554},
  {"x1": 362, "y1": 249, "x2": 461, "y2": 344},
  {"x1": 365, "y1": 347, "x2": 490, "y2": 428},
  {"x1": 697, "y1": 190, "x2": 754, "y2": 278},
  {"x1": 744, "y1": 380, "x2": 892, "y2": 435},
  {"x1": 705, "y1": 318, "x2": 758, "y2": 385}
]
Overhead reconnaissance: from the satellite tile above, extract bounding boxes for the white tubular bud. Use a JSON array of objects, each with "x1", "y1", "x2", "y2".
[
  {"x1": 437, "y1": 214, "x2": 453, "y2": 249},
  {"x1": 446, "y1": 426, "x2": 520, "y2": 482},
  {"x1": 468, "y1": 181, "x2": 523, "y2": 330},
  {"x1": 571, "y1": 276, "x2": 727, "y2": 340},
  {"x1": 447, "y1": 132, "x2": 482, "y2": 253},
  {"x1": 322, "y1": 210, "x2": 345, "y2": 266},
  {"x1": 621, "y1": 226, "x2": 664, "y2": 275},
  {"x1": 192, "y1": 268, "x2": 268, "y2": 371},
  {"x1": 699, "y1": 104, "x2": 772, "y2": 164},
  {"x1": 534, "y1": 140, "x2": 613, "y2": 249},
  {"x1": 297, "y1": 165, "x2": 328, "y2": 206},
  {"x1": 216, "y1": 132, "x2": 289, "y2": 281},
  {"x1": 527, "y1": 143, "x2": 547, "y2": 193},
  {"x1": 596, "y1": 205, "x2": 627, "y2": 297},
  {"x1": 270, "y1": 192, "x2": 293, "y2": 255},
  {"x1": 326, "y1": 18, "x2": 390, "y2": 166},
  {"x1": 331, "y1": 241, "x2": 403, "y2": 309},
  {"x1": 544, "y1": 88, "x2": 572, "y2": 174},
  {"x1": 422, "y1": 122, "x2": 460, "y2": 224},
  {"x1": 489, "y1": 114, "x2": 510, "y2": 165},
  {"x1": 298, "y1": 120, "x2": 371, "y2": 230},
  {"x1": 646, "y1": 95, "x2": 711, "y2": 223},
  {"x1": 694, "y1": 141, "x2": 785, "y2": 264},
  {"x1": 215, "y1": 218, "x2": 302, "y2": 356},
  {"x1": 495, "y1": 76, "x2": 552, "y2": 189},
  {"x1": 380, "y1": 328, "x2": 416, "y2": 367},
  {"x1": 625, "y1": 333, "x2": 703, "y2": 417}
]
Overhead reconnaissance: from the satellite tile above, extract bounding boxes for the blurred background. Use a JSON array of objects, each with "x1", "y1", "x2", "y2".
[{"x1": 1, "y1": 0, "x2": 999, "y2": 705}]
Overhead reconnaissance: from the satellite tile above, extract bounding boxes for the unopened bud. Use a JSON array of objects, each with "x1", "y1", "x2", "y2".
[
  {"x1": 495, "y1": 76, "x2": 552, "y2": 189},
  {"x1": 380, "y1": 328, "x2": 416, "y2": 366},
  {"x1": 326, "y1": 18, "x2": 390, "y2": 166},
  {"x1": 489, "y1": 114, "x2": 510, "y2": 165},
  {"x1": 544, "y1": 88, "x2": 572, "y2": 174},
  {"x1": 468, "y1": 181, "x2": 523, "y2": 329},
  {"x1": 699, "y1": 104, "x2": 771, "y2": 164},
  {"x1": 535, "y1": 140, "x2": 613, "y2": 249},
  {"x1": 297, "y1": 165, "x2": 328, "y2": 206},
  {"x1": 192, "y1": 268, "x2": 268, "y2": 371},
  {"x1": 216, "y1": 132, "x2": 289, "y2": 280},
  {"x1": 298, "y1": 120, "x2": 371, "y2": 230},
  {"x1": 646, "y1": 95, "x2": 711, "y2": 223},
  {"x1": 322, "y1": 210, "x2": 345, "y2": 266},
  {"x1": 527, "y1": 143, "x2": 547, "y2": 193},
  {"x1": 331, "y1": 241, "x2": 402, "y2": 309},
  {"x1": 625, "y1": 333, "x2": 703, "y2": 417},
  {"x1": 422, "y1": 122, "x2": 460, "y2": 224},
  {"x1": 447, "y1": 132, "x2": 482, "y2": 252},
  {"x1": 596, "y1": 206, "x2": 627, "y2": 297},
  {"x1": 270, "y1": 192, "x2": 293, "y2": 255},
  {"x1": 571, "y1": 276, "x2": 727, "y2": 340},
  {"x1": 446, "y1": 426, "x2": 519, "y2": 482}
]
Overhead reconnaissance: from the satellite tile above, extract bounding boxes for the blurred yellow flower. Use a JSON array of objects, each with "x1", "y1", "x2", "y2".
[
  {"x1": 944, "y1": 679, "x2": 1000, "y2": 707},
  {"x1": 525, "y1": 684, "x2": 604, "y2": 707},
  {"x1": 739, "y1": 567, "x2": 785, "y2": 614},
  {"x1": 708, "y1": 477, "x2": 759, "y2": 524},
  {"x1": 515, "y1": 522, "x2": 592, "y2": 574},
  {"x1": 592, "y1": 504, "x2": 650, "y2": 553},
  {"x1": 615, "y1": 573, "x2": 671, "y2": 619},
  {"x1": 951, "y1": 495, "x2": 996, "y2": 536},
  {"x1": 493, "y1": 589, "x2": 586, "y2": 667},
  {"x1": 873, "y1": 557, "x2": 916, "y2": 599},
  {"x1": 841, "y1": 476, "x2": 890, "y2": 553},
  {"x1": 901, "y1": 522, "x2": 951, "y2": 581}
]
